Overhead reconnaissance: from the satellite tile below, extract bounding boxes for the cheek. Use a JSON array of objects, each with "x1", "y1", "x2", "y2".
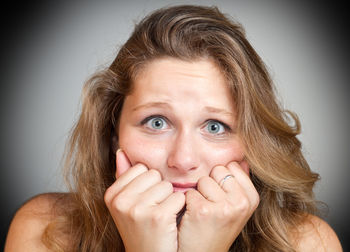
[
  {"x1": 119, "y1": 123, "x2": 245, "y2": 174},
  {"x1": 202, "y1": 141, "x2": 245, "y2": 169},
  {"x1": 119, "y1": 133, "x2": 168, "y2": 170}
]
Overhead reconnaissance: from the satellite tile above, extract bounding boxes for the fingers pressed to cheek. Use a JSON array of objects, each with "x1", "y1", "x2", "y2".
[
  {"x1": 115, "y1": 163, "x2": 148, "y2": 189},
  {"x1": 227, "y1": 162, "x2": 259, "y2": 207},
  {"x1": 197, "y1": 176, "x2": 226, "y2": 202},
  {"x1": 226, "y1": 162, "x2": 251, "y2": 186},
  {"x1": 122, "y1": 169, "x2": 162, "y2": 196},
  {"x1": 209, "y1": 165, "x2": 230, "y2": 182},
  {"x1": 104, "y1": 163, "x2": 148, "y2": 204},
  {"x1": 210, "y1": 165, "x2": 237, "y2": 194},
  {"x1": 139, "y1": 181, "x2": 174, "y2": 205}
]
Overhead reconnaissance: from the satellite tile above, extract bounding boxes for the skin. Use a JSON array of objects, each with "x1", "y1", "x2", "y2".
[
  {"x1": 5, "y1": 57, "x2": 343, "y2": 252},
  {"x1": 119, "y1": 58, "x2": 247, "y2": 184},
  {"x1": 104, "y1": 58, "x2": 259, "y2": 252}
]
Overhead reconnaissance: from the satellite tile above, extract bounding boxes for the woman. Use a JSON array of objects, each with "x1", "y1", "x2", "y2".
[{"x1": 5, "y1": 5, "x2": 342, "y2": 252}]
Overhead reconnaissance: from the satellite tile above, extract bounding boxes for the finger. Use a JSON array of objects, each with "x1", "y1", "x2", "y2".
[
  {"x1": 211, "y1": 165, "x2": 255, "y2": 213},
  {"x1": 116, "y1": 149, "x2": 132, "y2": 178},
  {"x1": 157, "y1": 191, "x2": 186, "y2": 216},
  {"x1": 210, "y1": 165, "x2": 238, "y2": 193},
  {"x1": 104, "y1": 163, "x2": 147, "y2": 205},
  {"x1": 238, "y1": 159, "x2": 249, "y2": 176},
  {"x1": 121, "y1": 169, "x2": 162, "y2": 196},
  {"x1": 184, "y1": 188, "x2": 208, "y2": 211},
  {"x1": 227, "y1": 162, "x2": 259, "y2": 206},
  {"x1": 196, "y1": 176, "x2": 226, "y2": 202},
  {"x1": 139, "y1": 181, "x2": 174, "y2": 205}
]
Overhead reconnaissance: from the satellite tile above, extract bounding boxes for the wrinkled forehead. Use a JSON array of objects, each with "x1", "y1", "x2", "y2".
[
  {"x1": 130, "y1": 56, "x2": 234, "y2": 92},
  {"x1": 124, "y1": 57, "x2": 236, "y2": 115}
]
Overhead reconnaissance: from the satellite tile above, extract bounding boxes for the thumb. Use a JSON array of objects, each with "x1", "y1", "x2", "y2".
[{"x1": 116, "y1": 149, "x2": 132, "y2": 178}]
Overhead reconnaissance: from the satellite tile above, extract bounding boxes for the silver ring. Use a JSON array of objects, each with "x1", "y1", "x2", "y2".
[{"x1": 219, "y1": 174, "x2": 234, "y2": 187}]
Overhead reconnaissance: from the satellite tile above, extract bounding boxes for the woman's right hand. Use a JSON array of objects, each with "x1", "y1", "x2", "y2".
[{"x1": 104, "y1": 150, "x2": 185, "y2": 252}]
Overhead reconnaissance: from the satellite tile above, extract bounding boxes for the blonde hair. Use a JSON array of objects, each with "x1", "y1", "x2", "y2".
[{"x1": 43, "y1": 5, "x2": 319, "y2": 251}]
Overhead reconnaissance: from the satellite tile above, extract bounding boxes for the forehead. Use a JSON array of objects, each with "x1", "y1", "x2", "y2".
[
  {"x1": 129, "y1": 58, "x2": 234, "y2": 109},
  {"x1": 135, "y1": 57, "x2": 225, "y2": 82}
]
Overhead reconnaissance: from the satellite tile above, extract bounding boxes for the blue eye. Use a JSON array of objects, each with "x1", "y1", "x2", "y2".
[
  {"x1": 206, "y1": 120, "x2": 225, "y2": 134},
  {"x1": 143, "y1": 116, "x2": 168, "y2": 130}
]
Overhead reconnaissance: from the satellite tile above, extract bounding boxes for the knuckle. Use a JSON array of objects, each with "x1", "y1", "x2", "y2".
[
  {"x1": 236, "y1": 197, "x2": 250, "y2": 214},
  {"x1": 221, "y1": 202, "x2": 235, "y2": 218},
  {"x1": 151, "y1": 209, "x2": 167, "y2": 224},
  {"x1": 196, "y1": 203, "x2": 211, "y2": 219},
  {"x1": 111, "y1": 193, "x2": 129, "y2": 213},
  {"x1": 129, "y1": 204, "x2": 144, "y2": 221},
  {"x1": 252, "y1": 192, "x2": 260, "y2": 209},
  {"x1": 104, "y1": 184, "x2": 121, "y2": 206}
]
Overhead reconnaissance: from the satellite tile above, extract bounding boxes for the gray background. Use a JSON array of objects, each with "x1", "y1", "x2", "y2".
[{"x1": 1, "y1": 0, "x2": 349, "y2": 249}]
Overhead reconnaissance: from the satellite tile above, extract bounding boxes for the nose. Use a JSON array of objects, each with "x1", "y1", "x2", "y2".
[{"x1": 167, "y1": 130, "x2": 200, "y2": 173}]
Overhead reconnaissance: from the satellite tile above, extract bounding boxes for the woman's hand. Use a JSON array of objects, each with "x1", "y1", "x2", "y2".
[
  {"x1": 177, "y1": 161, "x2": 259, "y2": 252},
  {"x1": 104, "y1": 150, "x2": 186, "y2": 252}
]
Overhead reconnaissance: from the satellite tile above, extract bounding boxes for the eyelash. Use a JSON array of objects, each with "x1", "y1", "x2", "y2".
[
  {"x1": 140, "y1": 115, "x2": 168, "y2": 126},
  {"x1": 140, "y1": 115, "x2": 232, "y2": 134},
  {"x1": 205, "y1": 119, "x2": 232, "y2": 134}
]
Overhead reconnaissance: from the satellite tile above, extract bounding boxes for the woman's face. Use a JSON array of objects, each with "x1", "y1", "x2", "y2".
[{"x1": 118, "y1": 58, "x2": 244, "y2": 192}]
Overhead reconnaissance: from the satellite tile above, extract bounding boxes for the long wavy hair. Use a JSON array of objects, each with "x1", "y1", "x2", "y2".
[{"x1": 42, "y1": 5, "x2": 320, "y2": 252}]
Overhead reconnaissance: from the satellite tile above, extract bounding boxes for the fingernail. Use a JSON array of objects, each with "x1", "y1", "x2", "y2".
[
  {"x1": 116, "y1": 149, "x2": 124, "y2": 165},
  {"x1": 116, "y1": 148, "x2": 123, "y2": 155}
]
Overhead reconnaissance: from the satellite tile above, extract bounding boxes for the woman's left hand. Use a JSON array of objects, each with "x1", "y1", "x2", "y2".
[{"x1": 177, "y1": 161, "x2": 259, "y2": 252}]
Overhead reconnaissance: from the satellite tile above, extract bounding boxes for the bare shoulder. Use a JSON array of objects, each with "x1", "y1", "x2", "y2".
[
  {"x1": 291, "y1": 214, "x2": 343, "y2": 252},
  {"x1": 5, "y1": 192, "x2": 69, "y2": 252}
]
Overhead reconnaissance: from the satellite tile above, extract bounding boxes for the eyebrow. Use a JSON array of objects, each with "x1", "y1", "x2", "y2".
[
  {"x1": 203, "y1": 106, "x2": 234, "y2": 117},
  {"x1": 132, "y1": 102, "x2": 172, "y2": 112},
  {"x1": 132, "y1": 102, "x2": 233, "y2": 117}
]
